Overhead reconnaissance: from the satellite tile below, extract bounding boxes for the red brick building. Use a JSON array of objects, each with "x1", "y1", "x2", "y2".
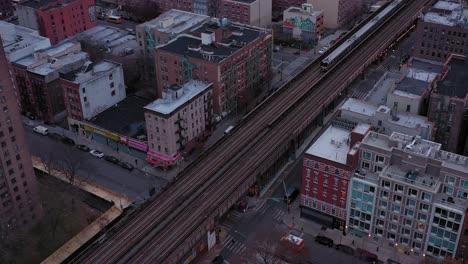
[
  {"x1": 155, "y1": 20, "x2": 272, "y2": 113},
  {"x1": 17, "y1": 0, "x2": 98, "y2": 44},
  {"x1": 300, "y1": 123, "x2": 369, "y2": 230},
  {"x1": 219, "y1": 0, "x2": 272, "y2": 27},
  {"x1": 0, "y1": 36, "x2": 42, "y2": 233},
  {"x1": 12, "y1": 42, "x2": 88, "y2": 123}
]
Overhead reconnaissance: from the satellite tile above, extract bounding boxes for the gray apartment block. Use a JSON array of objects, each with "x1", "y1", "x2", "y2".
[{"x1": 348, "y1": 131, "x2": 468, "y2": 259}]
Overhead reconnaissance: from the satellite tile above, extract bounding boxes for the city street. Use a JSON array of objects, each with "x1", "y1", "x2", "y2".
[{"x1": 24, "y1": 127, "x2": 165, "y2": 201}]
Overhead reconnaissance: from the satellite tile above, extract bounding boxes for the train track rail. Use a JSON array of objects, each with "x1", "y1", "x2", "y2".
[{"x1": 71, "y1": 0, "x2": 433, "y2": 262}]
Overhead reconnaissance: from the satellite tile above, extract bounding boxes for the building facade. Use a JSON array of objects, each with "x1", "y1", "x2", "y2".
[
  {"x1": 283, "y1": 3, "x2": 324, "y2": 42},
  {"x1": 348, "y1": 131, "x2": 468, "y2": 258},
  {"x1": 16, "y1": 0, "x2": 98, "y2": 45},
  {"x1": 0, "y1": 36, "x2": 42, "y2": 235},
  {"x1": 0, "y1": 21, "x2": 51, "y2": 63},
  {"x1": 427, "y1": 54, "x2": 468, "y2": 155},
  {"x1": 61, "y1": 60, "x2": 126, "y2": 120},
  {"x1": 413, "y1": 0, "x2": 468, "y2": 62},
  {"x1": 219, "y1": 0, "x2": 272, "y2": 27},
  {"x1": 12, "y1": 42, "x2": 88, "y2": 123},
  {"x1": 301, "y1": 123, "x2": 368, "y2": 230},
  {"x1": 155, "y1": 20, "x2": 272, "y2": 114},
  {"x1": 145, "y1": 80, "x2": 213, "y2": 167}
]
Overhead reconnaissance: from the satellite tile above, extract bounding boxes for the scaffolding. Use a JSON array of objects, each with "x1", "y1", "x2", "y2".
[
  {"x1": 224, "y1": 65, "x2": 238, "y2": 113},
  {"x1": 145, "y1": 25, "x2": 155, "y2": 58}
]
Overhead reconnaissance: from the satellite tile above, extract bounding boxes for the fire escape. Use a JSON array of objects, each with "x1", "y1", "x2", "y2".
[
  {"x1": 175, "y1": 115, "x2": 188, "y2": 151},
  {"x1": 225, "y1": 65, "x2": 238, "y2": 113},
  {"x1": 181, "y1": 57, "x2": 194, "y2": 84}
]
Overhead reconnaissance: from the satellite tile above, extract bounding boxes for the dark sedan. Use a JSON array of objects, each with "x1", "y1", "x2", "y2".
[
  {"x1": 76, "y1": 144, "x2": 90, "y2": 152},
  {"x1": 104, "y1": 155, "x2": 119, "y2": 164},
  {"x1": 118, "y1": 161, "x2": 134, "y2": 171}
]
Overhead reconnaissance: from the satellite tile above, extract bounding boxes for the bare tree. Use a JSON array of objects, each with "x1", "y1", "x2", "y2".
[
  {"x1": 254, "y1": 239, "x2": 281, "y2": 264},
  {"x1": 40, "y1": 149, "x2": 60, "y2": 178},
  {"x1": 123, "y1": 0, "x2": 160, "y2": 22}
]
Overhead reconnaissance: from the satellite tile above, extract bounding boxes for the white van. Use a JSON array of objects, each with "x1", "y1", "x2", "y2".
[
  {"x1": 224, "y1": 125, "x2": 234, "y2": 135},
  {"x1": 33, "y1": 126, "x2": 48, "y2": 135}
]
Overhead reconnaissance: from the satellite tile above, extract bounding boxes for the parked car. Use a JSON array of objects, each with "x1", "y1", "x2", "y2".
[
  {"x1": 104, "y1": 155, "x2": 119, "y2": 164},
  {"x1": 212, "y1": 255, "x2": 224, "y2": 264},
  {"x1": 33, "y1": 126, "x2": 48, "y2": 135},
  {"x1": 335, "y1": 244, "x2": 355, "y2": 255},
  {"x1": 318, "y1": 46, "x2": 329, "y2": 54},
  {"x1": 355, "y1": 248, "x2": 378, "y2": 263},
  {"x1": 25, "y1": 112, "x2": 36, "y2": 120},
  {"x1": 339, "y1": 31, "x2": 348, "y2": 38},
  {"x1": 48, "y1": 133, "x2": 64, "y2": 141},
  {"x1": 315, "y1": 235, "x2": 334, "y2": 247},
  {"x1": 90, "y1": 150, "x2": 105, "y2": 158},
  {"x1": 329, "y1": 39, "x2": 337, "y2": 46},
  {"x1": 284, "y1": 187, "x2": 299, "y2": 204},
  {"x1": 118, "y1": 161, "x2": 134, "y2": 171},
  {"x1": 77, "y1": 144, "x2": 90, "y2": 152},
  {"x1": 62, "y1": 137, "x2": 75, "y2": 146}
]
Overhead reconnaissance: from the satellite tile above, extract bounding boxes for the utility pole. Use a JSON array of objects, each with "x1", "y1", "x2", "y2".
[{"x1": 280, "y1": 56, "x2": 284, "y2": 82}]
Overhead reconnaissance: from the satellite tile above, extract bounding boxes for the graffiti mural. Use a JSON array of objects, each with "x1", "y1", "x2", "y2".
[{"x1": 283, "y1": 17, "x2": 315, "y2": 32}]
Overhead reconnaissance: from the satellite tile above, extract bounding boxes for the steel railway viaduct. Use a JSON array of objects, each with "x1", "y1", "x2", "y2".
[{"x1": 68, "y1": 0, "x2": 435, "y2": 263}]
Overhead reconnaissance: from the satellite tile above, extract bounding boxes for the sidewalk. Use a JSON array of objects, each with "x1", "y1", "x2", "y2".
[{"x1": 283, "y1": 203, "x2": 421, "y2": 264}]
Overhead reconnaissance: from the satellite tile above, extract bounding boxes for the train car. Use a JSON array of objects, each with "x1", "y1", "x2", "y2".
[{"x1": 320, "y1": 0, "x2": 404, "y2": 71}]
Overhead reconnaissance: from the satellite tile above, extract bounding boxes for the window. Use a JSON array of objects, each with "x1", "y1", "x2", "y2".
[
  {"x1": 461, "y1": 180, "x2": 468, "y2": 189},
  {"x1": 444, "y1": 186, "x2": 454, "y2": 195},
  {"x1": 418, "y1": 213, "x2": 427, "y2": 221},
  {"x1": 394, "y1": 184, "x2": 404, "y2": 193},
  {"x1": 111, "y1": 90, "x2": 115, "y2": 96},
  {"x1": 406, "y1": 105, "x2": 411, "y2": 112},
  {"x1": 82, "y1": 87, "x2": 86, "y2": 93},
  {"x1": 406, "y1": 199, "x2": 416, "y2": 207},
  {"x1": 380, "y1": 190, "x2": 389, "y2": 199},
  {"x1": 445, "y1": 176, "x2": 455, "y2": 185},
  {"x1": 375, "y1": 155, "x2": 384, "y2": 163},
  {"x1": 362, "y1": 162, "x2": 370, "y2": 170},
  {"x1": 405, "y1": 209, "x2": 414, "y2": 217},
  {"x1": 422, "y1": 192, "x2": 431, "y2": 201},
  {"x1": 84, "y1": 96, "x2": 87, "y2": 102},
  {"x1": 382, "y1": 180, "x2": 390, "y2": 189},
  {"x1": 392, "y1": 204, "x2": 401, "y2": 213},
  {"x1": 419, "y1": 203, "x2": 429, "y2": 211},
  {"x1": 363, "y1": 151, "x2": 371, "y2": 160},
  {"x1": 408, "y1": 188, "x2": 418, "y2": 197},
  {"x1": 393, "y1": 194, "x2": 402, "y2": 203},
  {"x1": 110, "y1": 82, "x2": 114, "y2": 88}
]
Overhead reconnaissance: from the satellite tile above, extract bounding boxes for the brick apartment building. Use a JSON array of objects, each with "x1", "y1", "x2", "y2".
[
  {"x1": 349, "y1": 131, "x2": 468, "y2": 259},
  {"x1": 427, "y1": 54, "x2": 468, "y2": 155},
  {"x1": 61, "y1": 60, "x2": 126, "y2": 121},
  {"x1": 16, "y1": 0, "x2": 98, "y2": 45},
  {"x1": 12, "y1": 42, "x2": 88, "y2": 123},
  {"x1": 155, "y1": 20, "x2": 272, "y2": 114},
  {"x1": 301, "y1": 122, "x2": 369, "y2": 230},
  {"x1": 145, "y1": 80, "x2": 213, "y2": 167},
  {"x1": 274, "y1": 0, "x2": 361, "y2": 28},
  {"x1": 219, "y1": 0, "x2": 272, "y2": 27},
  {"x1": 99, "y1": 0, "x2": 217, "y2": 16},
  {"x1": 136, "y1": 10, "x2": 210, "y2": 78},
  {"x1": 413, "y1": 0, "x2": 468, "y2": 62},
  {"x1": 0, "y1": 0, "x2": 13, "y2": 19},
  {"x1": 283, "y1": 3, "x2": 324, "y2": 42},
  {"x1": 0, "y1": 36, "x2": 42, "y2": 234}
]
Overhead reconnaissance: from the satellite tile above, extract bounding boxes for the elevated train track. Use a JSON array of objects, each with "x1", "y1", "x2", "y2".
[{"x1": 70, "y1": 0, "x2": 434, "y2": 263}]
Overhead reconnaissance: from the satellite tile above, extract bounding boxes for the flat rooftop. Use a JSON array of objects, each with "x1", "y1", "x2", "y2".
[
  {"x1": 65, "y1": 25, "x2": 138, "y2": 58},
  {"x1": 139, "y1": 9, "x2": 209, "y2": 34},
  {"x1": 437, "y1": 56, "x2": 468, "y2": 98},
  {"x1": 144, "y1": 80, "x2": 211, "y2": 115},
  {"x1": 411, "y1": 58, "x2": 443, "y2": 73},
  {"x1": 305, "y1": 125, "x2": 351, "y2": 165},
  {"x1": 14, "y1": 41, "x2": 80, "y2": 68},
  {"x1": 383, "y1": 164, "x2": 441, "y2": 191},
  {"x1": 284, "y1": 6, "x2": 323, "y2": 16},
  {"x1": 61, "y1": 60, "x2": 120, "y2": 84},
  {"x1": 341, "y1": 98, "x2": 376, "y2": 117},
  {"x1": 89, "y1": 96, "x2": 152, "y2": 138},
  {"x1": 20, "y1": 0, "x2": 61, "y2": 9},
  {"x1": 424, "y1": 1, "x2": 467, "y2": 28},
  {"x1": 395, "y1": 76, "x2": 429, "y2": 97},
  {"x1": 159, "y1": 22, "x2": 268, "y2": 63},
  {"x1": 27, "y1": 51, "x2": 88, "y2": 76},
  {"x1": 0, "y1": 21, "x2": 51, "y2": 61}
]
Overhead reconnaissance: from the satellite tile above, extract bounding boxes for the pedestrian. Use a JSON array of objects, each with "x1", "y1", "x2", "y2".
[
  {"x1": 116, "y1": 147, "x2": 119, "y2": 153},
  {"x1": 376, "y1": 246, "x2": 379, "y2": 252},
  {"x1": 352, "y1": 240, "x2": 355, "y2": 246},
  {"x1": 135, "y1": 159, "x2": 138, "y2": 166}
]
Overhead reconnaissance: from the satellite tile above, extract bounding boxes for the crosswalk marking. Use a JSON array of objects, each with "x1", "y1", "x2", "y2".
[
  {"x1": 223, "y1": 235, "x2": 247, "y2": 255},
  {"x1": 255, "y1": 200, "x2": 269, "y2": 215},
  {"x1": 375, "y1": 64, "x2": 400, "y2": 73},
  {"x1": 273, "y1": 209, "x2": 286, "y2": 221},
  {"x1": 350, "y1": 91, "x2": 368, "y2": 100}
]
